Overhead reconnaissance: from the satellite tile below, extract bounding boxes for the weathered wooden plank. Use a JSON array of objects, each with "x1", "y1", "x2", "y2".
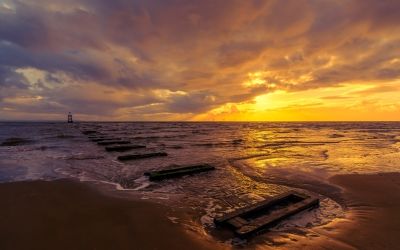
[
  {"x1": 214, "y1": 191, "x2": 304, "y2": 226},
  {"x1": 227, "y1": 217, "x2": 248, "y2": 229},
  {"x1": 145, "y1": 164, "x2": 215, "y2": 181},
  {"x1": 235, "y1": 196, "x2": 319, "y2": 237},
  {"x1": 88, "y1": 135, "x2": 104, "y2": 139},
  {"x1": 82, "y1": 130, "x2": 98, "y2": 135},
  {"x1": 117, "y1": 152, "x2": 168, "y2": 161},
  {"x1": 145, "y1": 164, "x2": 213, "y2": 175},
  {"x1": 105, "y1": 145, "x2": 146, "y2": 152},
  {"x1": 91, "y1": 138, "x2": 120, "y2": 142},
  {"x1": 97, "y1": 140, "x2": 130, "y2": 146},
  {"x1": 214, "y1": 192, "x2": 319, "y2": 238}
]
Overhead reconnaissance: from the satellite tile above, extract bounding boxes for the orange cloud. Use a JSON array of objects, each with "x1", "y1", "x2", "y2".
[{"x1": 1, "y1": 0, "x2": 400, "y2": 120}]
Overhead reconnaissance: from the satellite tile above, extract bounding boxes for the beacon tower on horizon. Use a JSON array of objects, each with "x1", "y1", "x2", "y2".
[{"x1": 67, "y1": 112, "x2": 73, "y2": 123}]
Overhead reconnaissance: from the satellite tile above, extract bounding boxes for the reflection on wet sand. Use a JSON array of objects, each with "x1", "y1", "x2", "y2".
[{"x1": 0, "y1": 122, "x2": 399, "y2": 248}]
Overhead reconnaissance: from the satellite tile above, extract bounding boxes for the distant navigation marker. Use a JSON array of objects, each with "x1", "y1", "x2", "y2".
[{"x1": 67, "y1": 112, "x2": 73, "y2": 123}]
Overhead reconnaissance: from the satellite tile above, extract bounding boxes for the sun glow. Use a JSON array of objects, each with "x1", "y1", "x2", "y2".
[
  {"x1": 194, "y1": 80, "x2": 400, "y2": 121},
  {"x1": 1, "y1": 0, "x2": 400, "y2": 121},
  {"x1": 243, "y1": 72, "x2": 266, "y2": 87}
]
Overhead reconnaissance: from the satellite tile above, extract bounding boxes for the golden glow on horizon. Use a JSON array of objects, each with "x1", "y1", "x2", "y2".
[
  {"x1": 1, "y1": 1, "x2": 400, "y2": 121},
  {"x1": 193, "y1": 80, "x2": 400, "y2": 121}
]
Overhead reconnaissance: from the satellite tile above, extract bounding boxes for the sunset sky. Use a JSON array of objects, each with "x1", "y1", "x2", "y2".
[{"x1": 0, "y1": 0, "x2": 399, "y2": 121}]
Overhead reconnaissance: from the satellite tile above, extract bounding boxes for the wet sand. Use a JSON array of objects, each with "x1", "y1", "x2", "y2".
[
  {"x1": 325, "y1": 172, "x2": 400, "y2": 249},
  {"x1": 1, "y1": 173, "x2": 400, "y2": 250},
  {"x1": 0, "y1": 179, "x2": 223, "y2": 250},
  {"x1": 266, "y1": 172, "x2": 400, "y2": 250}
]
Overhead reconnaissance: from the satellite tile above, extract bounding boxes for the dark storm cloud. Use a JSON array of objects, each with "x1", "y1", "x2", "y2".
[
  {"x1": 229, "y1": 85, "x2": 273, "y2": 103},
  {"x1": 217, "y1": 41, "x2": 270, "y2": 68},
  {"x1": 0, "y1": 1, "x2": 163, "y2": 88},
  {"x1": 56, "y1": 94, "x2": 161, "y2": 116},
  {"x1": 0, "y1": 65, "x2": 29, "y2": 102},
  {"x1": 0, "y1": 0, "x2": 105, "y2": 50},
  {"x1": 0, "y1": 42, "x2": 109, "y2": 80},
  {"x1": 0, "y1": 0, "x2": 400, "y2": 119},
  {"x1": 166, "y1": 91, "x2": 220, "y2": 113},
  {"x1": 0, "y1": 65, "x2": 28, "y2": 88}
]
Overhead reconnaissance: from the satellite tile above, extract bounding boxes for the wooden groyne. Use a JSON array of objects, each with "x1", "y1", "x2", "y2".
[
  {"x1": 117, "y1": 152, "x2": 168, "y2": 161},
  {"x1": 105, "y1": 145, "x2": 146, "y2": 152},
  {"x1": 145, "y1": 164, "x2": 215, "y2": 181},
  {"x1": 214, "y1": 191, "x2": 319, "y2": 238},
  {"x1": 97, "y1": 140, "x2": 131, "y2": 146},
  {"x1": 91, "y1": 138, "x2": 122, "y2": 142},
  {"x1": 82, "y1": 130, "x2": 98, "y2": 135}
]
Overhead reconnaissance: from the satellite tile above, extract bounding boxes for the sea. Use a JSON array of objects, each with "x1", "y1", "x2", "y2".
[{"x1": 1, "y1": 121, "x2": 400, "y2": 243}]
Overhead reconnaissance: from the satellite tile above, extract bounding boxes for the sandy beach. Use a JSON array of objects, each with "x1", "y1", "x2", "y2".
[
  {"x1": 261, "y1": 172, "x2": 400, "y2": 250},
  {"x1": 1, "y1": 0, "x2": 400, "y2": 246},
  {"x1": 0, "y1": 179, "x2": 223, "y2": 250},
  {"x1": 325, "y1": 172, "x2": 400, "y2": 249},
  {"x1": 1, "y1": 173, "x2": 400, "y2": 249}
]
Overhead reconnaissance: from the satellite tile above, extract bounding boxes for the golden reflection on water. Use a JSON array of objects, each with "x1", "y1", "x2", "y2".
[{"x1": 236, "y1": 124, "x2": 400, "y2": 179}]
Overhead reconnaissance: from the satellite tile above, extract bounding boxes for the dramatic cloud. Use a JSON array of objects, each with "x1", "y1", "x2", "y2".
[{"x1": 0, "y1": 0, "x2": 399, "y2": 120}]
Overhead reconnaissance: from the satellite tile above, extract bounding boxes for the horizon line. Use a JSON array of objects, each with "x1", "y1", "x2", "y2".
[{"x1": 1, "y1": 120, "x2": 400, "y2": 123}]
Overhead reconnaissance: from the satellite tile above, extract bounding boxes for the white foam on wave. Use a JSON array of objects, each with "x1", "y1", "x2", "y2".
[
  {"x1": 200, "y1": 200, "x2": 222, "y2": 227},
  {"x1": 167, "y1": 216, "x2": 179, "y2": 224},
  {"x1": 270, "y1": 196, "x2": 344, "y2": 231},
  {"x1": 132, "y1": 176, "x2": 151, "y2": 191},
  {"x1": 225, "y1": 237, "x2": 247, "y2": 246},
  {"x1": 98, "y1": 180, "x2": 128, "y2": 191}
]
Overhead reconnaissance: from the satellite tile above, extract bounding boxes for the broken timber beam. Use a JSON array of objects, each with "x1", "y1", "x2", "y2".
[
  {"x1": 105, "y1": 145, "x2": 146, "y2": 152},
  {"x1": 117, "y1": 152, "x2": 168, "y2": 161},
  {"x1": 97, "y1": 140, "x2": 131, "y2": 146},
  {"x1": 145, "y1": 164, "x2": 215, "y2": 181},
  {"x1": 214, "y1": 191, "x2": 319, "y2": 238},
  {"x1": 92, "y1": 138, "x2": 121, "y2": 142},
  {"x1": 82, "y1": 130, "x2": 98, "y2": 135}
]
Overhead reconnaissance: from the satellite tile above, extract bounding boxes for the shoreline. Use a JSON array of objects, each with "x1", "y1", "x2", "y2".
[
  {"x1": 324, "y1": 172, "x2": 400, "y2": 249},
  {"x1": 260, "y1": 172, "x2": 400, "y2": 249},
  {"x1": 1, "y1": 172, "x2": 400, "y2": 249},
  {"x1": 0, "y1": 179, "x2": 225, "y2": 250}
]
